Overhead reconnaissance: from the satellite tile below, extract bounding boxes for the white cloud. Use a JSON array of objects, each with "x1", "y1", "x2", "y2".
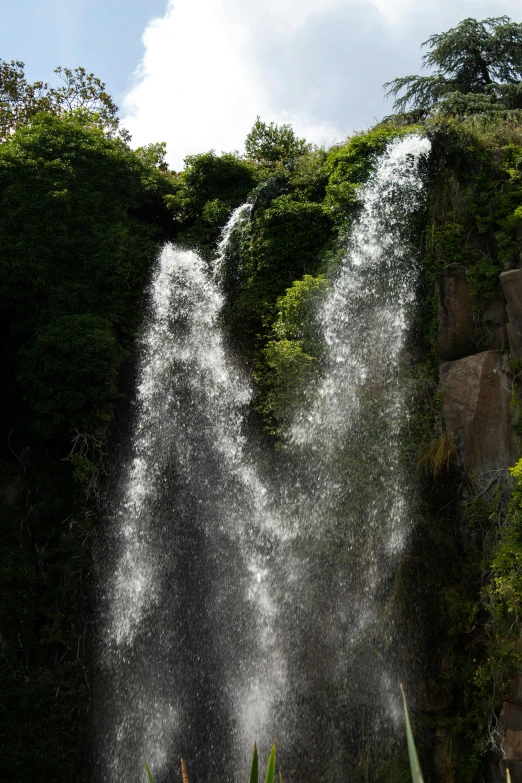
[{"x1": 122, "y1": 0, "x2": 522, "y2": 169}]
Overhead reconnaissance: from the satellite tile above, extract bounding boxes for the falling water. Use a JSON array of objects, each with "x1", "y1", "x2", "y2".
[
  {"x1": 95, "y1": 134, "x2": 431, "y2": 783},
  {"x1": 282, "y1": 134, "x2": 432, "y2": 773},
  {"x1": 95, "y1": 206, "x2": 288, "y2": 782}
]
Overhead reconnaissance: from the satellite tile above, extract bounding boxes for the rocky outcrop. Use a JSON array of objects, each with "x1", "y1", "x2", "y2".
[
  {"x1": 437, "y1": 271, "x2": 507, "y2": 361},
  {"x1": 502, "y1": 701, "x2": 522, "y2": 761},
  {"x1": 440, "y1": 350, "x2": 516, "y2": 472},
  {"x1": 500, "y1": 269, "x2": 522, "y2": 361},
  {"x1": 485, "y1": 703, "x2": 522, "y2": 783},
  {"x1": 437, "y1": 273, "x2": 477, "y2": 360}
]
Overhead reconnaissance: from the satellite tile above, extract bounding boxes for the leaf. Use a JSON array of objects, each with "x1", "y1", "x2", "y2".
[
  {"x1": 279, "y1": 772, "x2": 284, "y2": 783},
  {"x1": 250, "y1": 742, "x2": 259, "y2": 783},
  {"x1": 143, "y1": 760, "x2": 155, "y2": 783},
  {"x1": 400, "y1": 683, "x2": 425, "y2": 783},
  {"x1": 507, "y1": 769, "x2": 512, "y2": 783},
  {"x1": 265, "y1": 743, "x2": 277, "y2": 783}
]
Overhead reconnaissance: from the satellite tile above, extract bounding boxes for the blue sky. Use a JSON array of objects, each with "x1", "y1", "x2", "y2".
[
  {"x1": 2, "y1": 0, "x2": 522, "y2": 168},
  {"x1": 1, "y1": 0, "x2": 166, "y2": 106}
]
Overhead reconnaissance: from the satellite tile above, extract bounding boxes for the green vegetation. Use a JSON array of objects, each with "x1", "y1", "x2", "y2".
[
  {"x1": 245, "y1": 117, "x2": 311, "y2": 169},
  {"x1": 253, "y1": 274, "x2": 328, "y2": 434},
  {"x1": 385, "y1": 16, "x2": 522, "y2": 121},
  {"x1": 165, "y1": 150, "x2": 256, "y2": 258},
  {"x1": 402, "y1": 684, "x2": 426, "y2": 783},
  {"x1": 0, "y1": 59, "x2": 128, "y2": 141},
  {"x1": 0, "y1": 110, "x2": 174, "y2": 781},
  {"x1": 4, "y1": 13, "x2": 522, "y2": 782}
]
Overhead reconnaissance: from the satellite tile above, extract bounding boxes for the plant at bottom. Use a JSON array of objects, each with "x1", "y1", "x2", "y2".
[
  {"x1": 143, "y1": 691, "x2": 432, "y2": 783},
  {"x1": 401, "y1": 684, "x2": 425, "y2": 783},
  {"x1": 249, "y1": 742, "x2": 282, "y2": 783}
]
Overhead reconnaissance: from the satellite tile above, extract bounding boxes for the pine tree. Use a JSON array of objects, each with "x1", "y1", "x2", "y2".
[{"x1": 384, "y1": 16, "x2": 522, "y2": 120}]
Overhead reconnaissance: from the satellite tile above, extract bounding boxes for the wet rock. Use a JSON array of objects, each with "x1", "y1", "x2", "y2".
[
  {"x1": 440, "y1": 351, "x2": 516, "y2": 472},
  {"x1": 438, "y1": 273, "x2": 507, "y2": 360},
  {"x1": 437, "y1": 273, "x2": 477, "y2": 360},
  {"x1": 512, "y1": 673, "x2": 522, "y2": 706},
  {"x1": 483, "y1": 296, "x2": 509, "y2": 350},
  {"x1": 502, "y1": 703, "x2": 522, "y2": 755},
  {"x1": 500, "y1": 269, "x2": 522, "y2": 361},
  {"x1": 507, "y1": 320, "x2": 522, "y2": 362},
  {"x1": 500, "y1": 269, "x2": 522, "y2": 322},
  {"x1": 486, "y1": 753, "x2": 505, "y2": 783}
]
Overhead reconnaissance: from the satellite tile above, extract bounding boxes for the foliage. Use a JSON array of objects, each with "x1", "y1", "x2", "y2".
[
  {"x1": 324, "y1": 126, "x2": 415, "y2": 226},
  {"x1": 418, "y1": 433, "x2": 457, "y2": 479},
  {"x1": 285, "y1": 148, "x2": 329, "y2": 202},
  {"x1": 254, "y1": 275, "x2": 328, "y2": 433},
  {"x1": 385, "y1": 17, "x2": 522, "y2": 120},
  {"x1": 248, "y1": 743, "x2": 279, "y2": 783},
  {"x1": 17, "y1": 314, "x2": 123, "y2": 433},
  {"x1": 466, "y1": 256, "x2": 501, "y2": 298},
  {"x1": 0, "y1": 59, "x2": 128, "y2": 141},
  {"x1": 0, "y1": 111, "x2": 169, "y2": 781},
  {"x1": 4, "y1": 26, "x2": 522, "y2": 782},
  {"x1": 165, "y1": 150, "x2": 256, "y2": 258},
  {"x1": 143, "y1": 742, "x2": 279, "y2": 783},
  {"x1": 250, "y1": 744, "x2": 259, "y2": 783},
  {"x1": 401, "y1": 684, "x2": 425, "y2": 783},
  {"x1": 0, "y1": 113, "x2": 168, "y2": 435},
  {"x1": 421, "y1": 117, "x2": 522, "y2": 321},
  {"x1": 488, "y1": 460, "x2": 522, "y2": 624},
  {"x1": 222, "y1": 195, "x2": 331, "y2": 346},
  {"x1": 245, "y1": 117, "x2": 311, "y2": 168}
]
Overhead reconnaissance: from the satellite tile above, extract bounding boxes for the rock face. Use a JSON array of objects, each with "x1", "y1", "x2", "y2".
[
  {"x1": 501, "y1": 269, "x2": 522, "y2": 361},
  {"x1": 491, "y1": 702, "x2": 522, "y2": 783},
  {"x1": 503, "y1": 701, "x2": 522, "y2": 761},
  {"x1": 437, "y1": 273, "x2": 477, "y2": 360},
  {"x1": 440, "y1": 351, "x2": 516, "y2": 472},
  {"x1": 438, "y1": 271, "x2": 507, "y2": 360}
]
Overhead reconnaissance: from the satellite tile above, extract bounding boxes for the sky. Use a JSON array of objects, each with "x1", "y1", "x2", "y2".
[{"x1": 2, "y1": 0, "x2": 522, "y2": 169}]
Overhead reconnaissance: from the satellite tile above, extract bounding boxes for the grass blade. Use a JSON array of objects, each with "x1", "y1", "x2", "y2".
[
  {"x1": 181, "y1": 758, "x2": 190, "y2": 783},
  {"x1": 400, "y1": 683, "x2": 425, "y2": 783},
  {"x1": 250, "y1": 743, "x2": 259, "y2": 783},
  {"x1": 265, "y1": 743, "x2": 276, "y2": 783},
  {"x1": 143, "y1": 760, "x2": 155, "y2": 783},
  {"x1": 279, "y1": 771, "x2": 284, "y2": 783}
]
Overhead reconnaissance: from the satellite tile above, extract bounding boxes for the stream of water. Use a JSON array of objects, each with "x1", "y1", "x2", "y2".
[{"x1": 95, "y1": 134, "x2": 431, "y2": 783}]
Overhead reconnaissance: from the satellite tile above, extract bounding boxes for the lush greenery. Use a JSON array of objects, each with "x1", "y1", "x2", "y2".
[
  {"x1": 0, "y1": 110, "x2": 175, "y2": 781},
  {"x1": 4, "y1": 15, "x2": 522, "y2": 782}
]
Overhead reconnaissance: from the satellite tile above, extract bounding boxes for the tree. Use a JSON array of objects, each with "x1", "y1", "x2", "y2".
[
  {"x1": 0, "y1": 59, "x2": 50, "y2": 139},
  {"x1": 245, "y1": 117, "x2": 311, "y2": 167},
  {"x1": 384, "y1": 17, "x2": 522, "y2": 119},
  {"x1": 0, "y1": 59, "x2": 128, "y2": 141}
]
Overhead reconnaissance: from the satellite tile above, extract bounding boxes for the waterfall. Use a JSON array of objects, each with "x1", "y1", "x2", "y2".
[
  {"x1": 94, "y1": 133, "x2": 431, "y2": 783},
  {"x1": 282, "y1": 134, "x2": 432, "y2": 770},
  {"x1": 214, "y1": 201, "x2": 252, "y2": 281},
  {"x1": 95, "y1": 210, "x2": 288, "y2": 783}
]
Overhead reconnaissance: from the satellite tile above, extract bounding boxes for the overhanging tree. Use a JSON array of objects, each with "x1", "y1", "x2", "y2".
[{"x1": 384, "y1": 16, "x2": 522, "y2": 119}]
